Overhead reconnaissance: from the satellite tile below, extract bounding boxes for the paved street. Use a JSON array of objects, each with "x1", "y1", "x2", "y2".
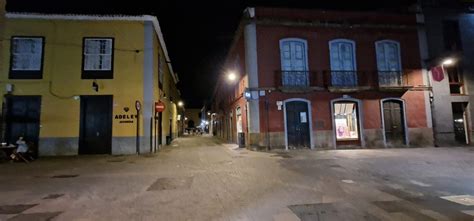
[{"x1": 1, "y1": 135, "x2": 474, "y2": 221}]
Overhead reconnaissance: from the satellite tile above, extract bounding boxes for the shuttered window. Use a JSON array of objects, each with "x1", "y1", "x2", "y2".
[
  {"x1": 280, "y1": 38, "x2": 309, "y2": 86},
  {"x1": 329, "y1": 39, "x2": 357, "y2": 86},
  {"x1": 82, "y1": 38, "x2": 114, "y2": 79},
  {"x1": 376, "y1": 40, "x2": 402, "y2": 86},
  {"x1": 9, "y1": 37, "x2": 44, "y2": 79},
  {"x1": 376, "y1": 40, "x2": 401, "y2": 72}
]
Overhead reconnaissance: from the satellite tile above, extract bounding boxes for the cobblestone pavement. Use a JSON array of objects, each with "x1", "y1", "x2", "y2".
[{"x1": 1, "y1": 135, "x2": 474, "y2": 221}]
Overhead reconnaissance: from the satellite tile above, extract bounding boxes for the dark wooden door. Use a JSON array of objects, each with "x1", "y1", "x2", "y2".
[
  {"x1": 79, "y1": 96, "x2": 112, "y2": 155},
  {"x1": 5, "y1": 96, "x2": 41, "y2": 158},
  {"x1": 158, "y1": 112, "x2": 163, "y2": 145},
  {"x1": 383, "y1": 100, "x2": 405, "y2": 146},
  {"x1": 286, "y1": 101, "x2": 310, "y2": 149},
  {"x1": 452, "y1": 102, "x2": 468, "y2": 144}
]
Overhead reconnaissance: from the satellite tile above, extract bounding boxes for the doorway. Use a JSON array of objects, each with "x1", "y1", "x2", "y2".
[
  {"x1": 452, "y1": 102, "x2": 469, "y2": 144},
  {"x1": 333, "y1": 101, "x2": 361, "y2": 146},
  {"x1": 285, "y1": 100, "x2": 311, "y2": 149},
  {"x1": 382, "y1": 99, "x2": 406, "y2": 146},
  {"x1": 4, "y1": 96, "x2": 41, "y2": 158},
  {"x1": 79, "y1": 95, "x2": 113, "y2": 155}
]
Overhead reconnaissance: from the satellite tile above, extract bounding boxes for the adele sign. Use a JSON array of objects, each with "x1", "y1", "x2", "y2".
[{"x1": 115, "y1": 107, "x2": 138, "y2": 124}]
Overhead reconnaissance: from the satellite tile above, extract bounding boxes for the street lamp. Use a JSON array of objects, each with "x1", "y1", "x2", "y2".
[
  {"x1": 227, "y1": 71, "x2": 237, "y2": 82},
  {"x1": 178, "y1": 101, "x2": 184, "y2": 107},
  {"x1": 442, "y1": 58, "x2": 455, "y2": 66}
]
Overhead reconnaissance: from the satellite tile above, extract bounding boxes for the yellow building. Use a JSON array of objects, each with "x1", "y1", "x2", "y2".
[{"x1": 0, "y1": 9, "x2": 182, "y2": 156}]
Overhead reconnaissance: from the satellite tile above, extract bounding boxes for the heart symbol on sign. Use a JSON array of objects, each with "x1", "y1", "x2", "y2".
[{"x1": 124, "y1": 107, "x2": 130, "y2": 112}]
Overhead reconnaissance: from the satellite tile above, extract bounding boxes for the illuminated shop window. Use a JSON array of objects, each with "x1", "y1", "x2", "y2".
[{"x1": 334, "y1": 102, "x2": 359, "y2": 141}]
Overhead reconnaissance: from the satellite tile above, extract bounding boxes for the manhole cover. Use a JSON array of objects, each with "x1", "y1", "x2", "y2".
[
  {"x1": 51, "y1": 174, "x2": 79, "y2": 179},
  {"x1": 0, "y1": 204, "x2": 37, "y2": 214},
  {"x1": 288, "y1": 203, "x2": 338, "y2": 220},
  {"x1": 372, "y1": 201, "x2": 435, "y2": 220},
  {"x1": 42, "y1": 194, "x2": 64, "y2": 200},
  {"x1": 8, "y1": 212, "x2": 62, "y2": 221},
  {"x1": 147, "y1": 177, "x2": 193, "y2": 191}
]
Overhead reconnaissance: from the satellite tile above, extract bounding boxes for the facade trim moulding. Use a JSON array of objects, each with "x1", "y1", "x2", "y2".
[{"x1": 255, "y1": 18, "x2": 420, "y2": 30}]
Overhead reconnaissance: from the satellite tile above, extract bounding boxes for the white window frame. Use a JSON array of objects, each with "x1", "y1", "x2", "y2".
[
  {"x1": 329, "y1": 39, "x2": 357, "y2": 71},
  {"x1": 83, "y1": 38, "x2": 113, "y2": 71},
  {"x1": 375, "y1": 40, "x2": 402, "y2": 72},
  {"x1": 10, "y1": 37, "x2": 44, "y2": 72},
  {"x1": 279, "y1": 38, "x2": 309, "y2": 71}
]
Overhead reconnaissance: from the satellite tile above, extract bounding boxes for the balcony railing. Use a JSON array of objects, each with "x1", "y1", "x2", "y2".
[
  {"x1": 274, "y1": 70, "x2": 413, "y2": 91},
  {"x1": 330, "y1": 71, "x2": 358, "y2": 87},
  {"x1": 278, "y1": 71, "x2": 310, "y2": 87},
  {"x1": 377, "y1": 71, "x2": 403, "y2": 87}
]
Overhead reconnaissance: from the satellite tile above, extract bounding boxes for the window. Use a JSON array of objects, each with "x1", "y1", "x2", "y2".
[
  {"x1": 82, "y1": 38, "x2": 114, "y2": 79},
  {"x1": 443, "y1": 20, "x2": 462, "y2": 51},
  {"x1": 329, "y1": 39, "x2": 357, "y2": 86},
  {"x1": 445, "y1": 64, "x2": 464, "y2": 94},
  {"x1": 334, "y1": 102, "x2": 359, "y2": 141},
  {"x1": 376, "y1": 40, "x2": 402, "y2": 86},
  {"x1": 279, "y1": 38, "x2": 308, "y2": 86},
  {"x1": 10, "y1": 37, "x2": 44, "y2": 79}
]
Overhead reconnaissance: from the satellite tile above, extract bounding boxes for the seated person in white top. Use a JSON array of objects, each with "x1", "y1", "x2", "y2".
[{"x1": 11, "y1": 136, "x2": 32, "y2": 162}]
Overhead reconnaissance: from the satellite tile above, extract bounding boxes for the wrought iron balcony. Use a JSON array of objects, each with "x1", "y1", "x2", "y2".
[
  {"x1": 377, "y1": 71, "x2": 405, "y2": 87},
  {"x1": 279, "y1": 71, "x2": 309, "y2": 87},
  {"x1": 329, "y1": 71, "x2": 359, "y2": 87},
  {"x1": 274, "y1": 70, "x2": 414, "y2": 92}
]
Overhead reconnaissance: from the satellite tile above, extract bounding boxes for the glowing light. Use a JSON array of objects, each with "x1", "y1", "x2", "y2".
[
  {"x1": 442, "y1": 58, "x2": 454, "y2": 66},
  {"x1": 227, "y1": 71, "x2": 237, "y2": 82},
  {"x1": 178, "y1": 101, "x2": 184, "y2": 107}
]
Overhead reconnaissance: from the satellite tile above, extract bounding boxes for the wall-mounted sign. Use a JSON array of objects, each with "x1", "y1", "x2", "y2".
[
  {"x1": 135, "y1": 100, "x2": 141, "y2": 111},
  {"x1": 300, "y1": 112, "x2": 308, "y2": 123},
  {"x1": 115, "y1": 114, "x2": 137, "y2": 124},
  {"x1": 277, "y1": 101, "x2": 283, "y2": 111},
  {"x1": 155, "y1": 101, "x2": 166, "y2": 112}
]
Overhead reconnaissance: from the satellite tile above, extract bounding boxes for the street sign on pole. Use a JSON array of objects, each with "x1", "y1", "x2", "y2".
[{"x1": 155, "y1": 101, "x2": 166, "y2": 112}]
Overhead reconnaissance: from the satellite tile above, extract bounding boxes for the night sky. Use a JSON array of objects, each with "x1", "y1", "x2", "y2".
[{"x1": 7, "y1": 0, "x2": 416, "y2": 108}]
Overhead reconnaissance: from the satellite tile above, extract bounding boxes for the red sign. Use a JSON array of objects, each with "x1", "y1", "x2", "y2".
[
  {"x1": 431, "y1": 66, "x2": 445, "y2": 82},
  {"x1": 155, "y1": 101, "x2": 166, "y2": 112}
]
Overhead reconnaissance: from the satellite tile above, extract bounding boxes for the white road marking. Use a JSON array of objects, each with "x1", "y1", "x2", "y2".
[
  {"x1": 461, "y1": 210, "x2": 474, "y2": 216},
  {"x1": 441, "y1": 195, "x2": 474, "y2": 206},
  {"x1": 341, "y1": 180, "x2": 355, "y2": 184},
  {"x1": 410, "y1": 180, "x2": 432, "y2": 187}
]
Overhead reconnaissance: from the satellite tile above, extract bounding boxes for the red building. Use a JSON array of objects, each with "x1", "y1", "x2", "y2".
[{"x1": 211, "y1": 7, "x2": 433, "y2": 150}]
